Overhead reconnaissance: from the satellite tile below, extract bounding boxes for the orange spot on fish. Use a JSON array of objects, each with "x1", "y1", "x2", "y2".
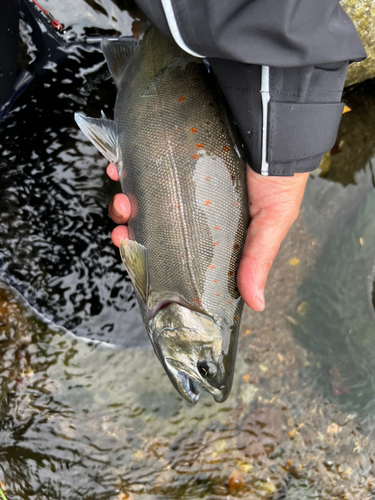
[
  {"x1": 216, "y1": 293, "x2": 221, "y2": 297},
  {"x1": 233, "y1": 243, "x2": 239, "y2": 250},
  {"x1": 192, "y1": 154, "x2": 199, "y2": 160},
  {"x1": 227, "y1": 300, "x2": 233, "y2": 305},
  {"x1": 194, "y1": 297, "x2": 202, "y2": 304},
  {"x1": 228, "y1": 270, "x2": 234, "y2": 276},
  {"x1": 191, "y1": 128, "x2": 197, "y2": 133},
  {"x1": 234, "y1": 316, "x2": 238, "y2": 321},
  {"x1": 209, "y1": 265, "x2": 215, "y2": 269},
  {"x1": 204, "y1": 200, "x2": 211, "y2": 206},
  {"x1": 233, "y1": 202, "x2": 239, "y2": 208},
  {"x1": 214, "y1": 226, "x2": 221, "y2": 230},
  {"x1": 197, "y1": 143, "x2": 204, "y2": 148},
  {"x1": 205, "y1": 176, "x2": 211, "y2": 181},
  {"x1": 178, "y1": 96, "x2": 186, "y2": 102},
  {"x1": 214, "y1": 241, "x2": 219, "y2": 246},
  {"x1": 223, "y1": 146, "x2": 230, "y2": 152},
  {"x1": 213, "y1": 279, "x2": 218, "y2": 283}
]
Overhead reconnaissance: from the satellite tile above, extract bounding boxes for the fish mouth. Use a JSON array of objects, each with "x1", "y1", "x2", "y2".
[
  {"x1": 165, "y1": 358, "x2": 229, "y2": 404},
  {"x1": 176, "y1": 371, "x2": 200, "y2": 404},
  {"x1": 173, "y1": 369, "x2": 228, "y2": 404}
]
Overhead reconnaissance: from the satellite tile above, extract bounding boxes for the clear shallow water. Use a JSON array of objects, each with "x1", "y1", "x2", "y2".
[
  {"x1": 293, "y1": 84, "x2": 375, "y2": 416},
  {"x1": 295, "y1": 169, "x2": 375, "y2": 415},
  {"x1": 1, "y1": 3, "x2": 375, "y2": 498}
]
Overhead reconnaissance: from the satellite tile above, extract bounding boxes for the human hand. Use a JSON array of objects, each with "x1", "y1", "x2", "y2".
[
  {"x1": 107, "y1": 163, "x2": 131, "y2": 243},
  {"x1": 237, "y1": 167, "x2": 309, "y2": 311},
  {"x1": 107, "y1": 163, "x2": 309, "y2": 312}
]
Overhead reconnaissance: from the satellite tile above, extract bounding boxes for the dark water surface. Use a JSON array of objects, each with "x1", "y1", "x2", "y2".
[
  {"x1": 1, "y1": 2, "x2": 375, "y2": 499},
  {"x1": 1, "y1": 2, "x2": 147, "y2": 347}
]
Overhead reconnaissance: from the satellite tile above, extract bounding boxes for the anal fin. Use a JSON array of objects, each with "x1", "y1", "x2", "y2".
[{"x1": 120, "y1": 239, "x2": 148, "y2": 303}]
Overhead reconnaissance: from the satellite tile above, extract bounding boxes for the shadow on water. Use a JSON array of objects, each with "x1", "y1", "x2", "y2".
[{"x1": 1, "y1": 1, "x2": 375, "y2": 499}]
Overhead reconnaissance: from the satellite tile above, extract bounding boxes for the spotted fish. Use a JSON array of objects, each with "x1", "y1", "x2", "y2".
[{"x1": 75, "y1": 26, "x2": 249, "y2": 404}]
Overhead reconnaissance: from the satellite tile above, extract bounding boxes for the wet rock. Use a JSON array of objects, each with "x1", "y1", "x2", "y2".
[
  {"x1": 285, "y1": 477, "x2": 319, "y2": 500},
  {"x1": 113, "y1": 493, "x2": 134, "y2": 500},
  {"x1": 324, "y1": 460, "x2": 334, "y2": 470},
  {"x1": 329, "y1": 368, "x2": 351, "y2": 396},
  {"x1": 296, "y1": 301, "x2": 310, "y2": 316},
  {"x1": 288, "y1": 464, "x2": 306, "y2": 480},
  {"x1": 228, "y1": 469, "x2": 245, "y2": 493},
  {"x1": 326, "y1": 423, "x2": 342, "y2": 435},
  {"x1": 239, "y1": 383, "x2": 258, "y2": 406},
  {"x1": 253, "y1": 479, "x2": 276, "y2": 495},
  {"x1": 302, "y1": 425, "x2": 316, "y2": 445},
  {"x1": 238, "y1": 406, "x2": 284, "y2": 458},
  {"x1": 342, "y1": 0, "x2": 375, "y2": 85}
]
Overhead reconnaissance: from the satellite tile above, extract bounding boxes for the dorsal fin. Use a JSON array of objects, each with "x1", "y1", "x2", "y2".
[{"x1": 101, "y1": 38, "x2": 137, "y2": 88}]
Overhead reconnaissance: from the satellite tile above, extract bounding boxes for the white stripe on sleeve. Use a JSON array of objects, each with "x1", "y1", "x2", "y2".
[
  {"x1": 260, "y1": 65, "x2": 270, "y2": 176},
  {"x1": 159, "y1": 0, "x2": 206, "y2": 58}
]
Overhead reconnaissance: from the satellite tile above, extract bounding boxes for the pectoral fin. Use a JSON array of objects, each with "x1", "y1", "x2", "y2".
[
  {"x1": 120, "y1": 239, "x2": 148, "y2": 303},
  {"x1": 74, "y1": 113, "x2": 121, "y2": 167}
]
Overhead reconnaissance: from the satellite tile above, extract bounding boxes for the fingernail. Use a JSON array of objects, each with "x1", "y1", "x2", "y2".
[
  {"x1": 113, "y1": 200, "x2": 122, "y2": 217},
  {"x1": 256, "y1": 289, "x2": 265, "y2": 310}
]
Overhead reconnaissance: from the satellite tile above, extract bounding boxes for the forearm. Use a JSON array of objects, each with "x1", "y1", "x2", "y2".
[
  {"x1": 209, "y1": 59, "x2": 349, "y2": 176},
  {"x1": 135, "y1": 0, "x2": 366, "y2": 176},
  {"x1": 136, "y1": 0, "x2": 365, "y2": 67}
]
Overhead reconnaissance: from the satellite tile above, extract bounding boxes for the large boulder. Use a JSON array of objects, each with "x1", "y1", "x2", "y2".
[{"x1": 342, "y1": 0, "x2": 375, "y2": 85}]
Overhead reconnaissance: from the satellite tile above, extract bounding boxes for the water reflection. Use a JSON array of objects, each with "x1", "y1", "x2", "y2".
[
  {"x1": 0, "y1": 2, "x2": 146, "y2": 347},
  {"x1": 296, "y1": 167, "x2": 375, "y2": 415},
  {"x1": 41, "y1": 0, "x2": 135, "y2": 37},
  {"x1": 292, "y1": 81, "x2": 375, "y2": 416},
  {"x1": 0, "y1": 1, "x2": 375, "y2": 498},
  {"x1": 321, "y1": 80, "x2": 375, "y2": 186}
]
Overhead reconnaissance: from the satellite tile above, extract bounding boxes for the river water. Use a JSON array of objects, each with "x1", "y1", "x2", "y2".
[{"x1": 0, "y1": 2, "x2": 375, "y2": 499}]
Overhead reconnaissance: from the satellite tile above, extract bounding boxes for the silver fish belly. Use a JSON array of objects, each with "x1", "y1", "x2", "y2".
[{"x1": 75, "y1": 26, "x2": 249, "y2": 404}]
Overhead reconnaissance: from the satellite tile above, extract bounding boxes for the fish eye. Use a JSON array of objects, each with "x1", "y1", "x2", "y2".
[{"x1": 198, "y1": 361, "x2": 218, "y2": 379}]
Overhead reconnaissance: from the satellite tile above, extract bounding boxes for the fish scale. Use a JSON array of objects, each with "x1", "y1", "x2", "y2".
[
  {"x1": 75, "y1": 26, "x2": 250, "y2": 404},
  {"x1": 116, "y1": 29, "x2": 248, "y2": 323}
]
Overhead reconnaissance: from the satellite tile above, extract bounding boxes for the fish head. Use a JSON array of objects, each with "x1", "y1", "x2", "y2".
[{"x1": 149, "y1": 303, "x2": 239, "y2": 404}]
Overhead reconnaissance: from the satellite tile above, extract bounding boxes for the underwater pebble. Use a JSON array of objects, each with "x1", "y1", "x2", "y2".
[{"x1": 228, "y1": 470, "x2": 245, "y2": 492}]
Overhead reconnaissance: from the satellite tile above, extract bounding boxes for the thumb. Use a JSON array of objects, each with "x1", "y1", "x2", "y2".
[
  {"x1": 237, "y1": 169, "x2": 309, "y2": 311},
  {"x1": 237, "y1": 210, "x2": 293, "y2": 311}
]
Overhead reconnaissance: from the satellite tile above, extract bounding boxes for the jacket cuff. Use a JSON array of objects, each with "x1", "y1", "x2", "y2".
[{"x1": 209, "y1": 59, "x2": 348, "y2": 176}]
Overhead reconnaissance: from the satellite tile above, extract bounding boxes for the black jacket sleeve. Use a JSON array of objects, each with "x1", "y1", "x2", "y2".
[{"x1": 135, "y1": 0, "x2": 366, "y2": 175}]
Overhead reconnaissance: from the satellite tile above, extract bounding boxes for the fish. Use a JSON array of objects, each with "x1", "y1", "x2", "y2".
[{"x1": 74, "y1": 26, "x2": 249, "y2": 404}]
